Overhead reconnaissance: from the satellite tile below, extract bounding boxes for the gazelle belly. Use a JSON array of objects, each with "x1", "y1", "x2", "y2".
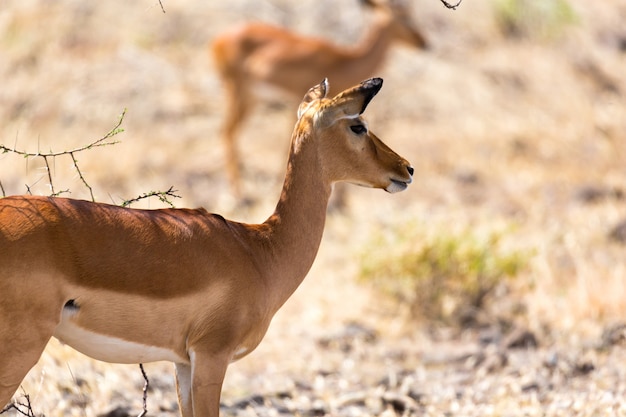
[{"x1": 53, "y1": 303, "x2": 186, "y2": 364}]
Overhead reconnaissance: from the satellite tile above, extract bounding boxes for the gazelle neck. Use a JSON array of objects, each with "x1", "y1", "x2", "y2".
[
  {"x1": 350, "y1": 12, "x2": 395, "y2": 65},
  {"x1": 261, "y1": 127, "x2": 332, "y2": 310}
]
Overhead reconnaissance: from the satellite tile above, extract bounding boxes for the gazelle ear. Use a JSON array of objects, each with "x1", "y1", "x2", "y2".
[
  {"x1": 297, "y1": 78, "x2": 329, "y2": 119},
  {"x1": 328, "y1": 77, "x2": 383, "y2": 118}
]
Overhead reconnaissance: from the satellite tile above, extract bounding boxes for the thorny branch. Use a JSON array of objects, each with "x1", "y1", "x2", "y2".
[
  {"x1": 0, "y1": 109, "x2": 125, "y2": 158},
  {"x1": 1, "y1": 109, "x2": 180, "y2": 207},
  {"x1": 440, "y1": 0, "x2": 462, "y2": 10},
  {"x1": 0, "y1": 109, "x2": 127, "y2": 200},
  {"x1": 121, "y1": 186, "x2": 181, "y2": 208},
  {"x1": 0, "y1": 394, "x2": 36, "y2": 417},
  {"x1": 70, "y1": 151, "x2": 94, "y2": 200}
]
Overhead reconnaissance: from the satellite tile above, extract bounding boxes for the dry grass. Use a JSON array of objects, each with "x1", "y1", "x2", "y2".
[{"x1": 1, "y1": 0, "x2": 626, "y2": 415}]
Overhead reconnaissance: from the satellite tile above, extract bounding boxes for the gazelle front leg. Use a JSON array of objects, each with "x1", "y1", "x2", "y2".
[
  {"x1": 176, "y1": 350, "x2": 229, "y2": 417},
  {"x1": 221, "y1": 79, "x2": 252, "y2": 199}
]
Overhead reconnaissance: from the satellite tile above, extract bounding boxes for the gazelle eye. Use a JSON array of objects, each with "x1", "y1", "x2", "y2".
[{"x1": 350, "y1": 124, "x2": 367, "y2": 135}]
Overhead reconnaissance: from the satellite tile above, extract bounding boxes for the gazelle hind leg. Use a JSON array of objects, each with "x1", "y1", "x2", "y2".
[
  {"x1": 0, "y1": 320, "x2": 54, "y2": 409},
  {"x1": 0, "y1": 281, "x2": 61, "y2": 411}
]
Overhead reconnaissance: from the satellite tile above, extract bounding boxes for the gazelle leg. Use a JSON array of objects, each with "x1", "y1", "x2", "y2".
[
  {"x1": 221, "y1": 80, "x2": 252, "y2": 198},
  {"x1": 0, "y1": 318, "x2": 54, "y2": 409},
  {"x1": 174, "y1": 363, "x2": 193, "y2": 417},
  {"x1": 189, "y1": 351, "x2": 229, "y2": 417}
]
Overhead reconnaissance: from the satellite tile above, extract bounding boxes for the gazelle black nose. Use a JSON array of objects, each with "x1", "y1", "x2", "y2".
[{"x1": 407, "y1": 166, "x2": 414, "y2": 176}]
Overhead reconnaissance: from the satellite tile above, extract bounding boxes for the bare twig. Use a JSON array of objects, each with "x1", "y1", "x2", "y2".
[
  {"x1": 439, "y1": 0, "x2": 462, "y2": 10},
  {"x1": 0, "y1": 394, "x2": 36, "y2": 417},
  {"x1": 70, "y1": 152, "x2": 95, "y2": 201},
  {"x1": 50, "y1": 188, "x2": 71, "y2": 198},
  {"x1": 0, "y1": 109, "x2": 126, "y2": 199},
  {"x1": 42, "y1": 155, "x2": 55, "y2": 196},
  {"x1": 66, "y1": 363, "x2": 90, "y2": 415},
  {"x1": 121, "y1": 186, "x2": 181, "y2": 208},
  {"x1": 0, "y1": 180, "x2": 5, "y2": 197},
  {"x1": 158, "y1": 0, "x2": 166, "y2": 13},
  {"x1": 137, "y1": 364, "x2": 149, "y2": 417},
  {"x1": 0, "y1": 109, "x2": 125, "y2": 158}
]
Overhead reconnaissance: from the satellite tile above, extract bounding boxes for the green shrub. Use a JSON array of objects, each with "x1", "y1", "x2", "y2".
[
  {"x1": 358, "y1": 224, "x2": 530, "y2": 324},
  {"x1": 492, "y1": 0, "x2": 578, "y2": 40}
]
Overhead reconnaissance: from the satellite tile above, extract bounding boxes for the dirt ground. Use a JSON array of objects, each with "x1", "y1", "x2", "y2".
[{"x1": 1, "y1": 0, "x2": 626, "y2": 416}]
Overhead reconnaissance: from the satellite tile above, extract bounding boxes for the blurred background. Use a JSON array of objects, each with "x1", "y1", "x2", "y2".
[{"x1": 1, "y1": 0, "x2": 625, "y2": 415}]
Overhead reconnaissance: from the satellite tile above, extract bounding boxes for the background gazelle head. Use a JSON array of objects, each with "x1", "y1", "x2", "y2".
[{"x1": 295, "y1": 77, "x2": 414, "y2": 193}]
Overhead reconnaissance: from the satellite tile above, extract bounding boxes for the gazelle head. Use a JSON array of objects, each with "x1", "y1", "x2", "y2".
[
  {"x1": 363, "y1": 0, "x2": 429, "y2": 50},
  {"x1": 296, "y1": 77, "x2": 413, "y2": 193}
]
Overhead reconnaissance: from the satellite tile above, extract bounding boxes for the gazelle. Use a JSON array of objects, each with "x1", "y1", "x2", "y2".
[
  {"x1": 0, "y1": 78, "x2": 412, "y2": 417},
  {"x1": 211, "y1": 0, "x2": 426, "y2": 197}
]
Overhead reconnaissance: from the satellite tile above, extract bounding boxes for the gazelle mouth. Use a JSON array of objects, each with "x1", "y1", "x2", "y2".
[{"x1": 386, "y1": 178, "x2": 411, "y2": 193}]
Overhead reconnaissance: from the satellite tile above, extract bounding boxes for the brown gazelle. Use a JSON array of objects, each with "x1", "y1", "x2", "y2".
[
  {"x1": 211, "y1": 0, "x2": 426, "y2": 197},
  {"x1": 0, "y1": 78, "x2": 412, "y2": 417}
]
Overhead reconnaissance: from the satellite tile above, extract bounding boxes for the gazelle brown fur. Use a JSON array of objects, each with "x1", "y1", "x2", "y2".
[
  {"x1": 211, "y1": 0, "x2": 426, "y2": 197},
  {"x1": 0, "y1": 78, "x2": 412, "y2": 417}
]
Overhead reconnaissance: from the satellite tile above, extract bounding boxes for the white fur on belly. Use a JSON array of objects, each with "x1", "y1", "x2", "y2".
[{"x1": 54, "y1": 308, "x2": 185, "y2": 364}]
